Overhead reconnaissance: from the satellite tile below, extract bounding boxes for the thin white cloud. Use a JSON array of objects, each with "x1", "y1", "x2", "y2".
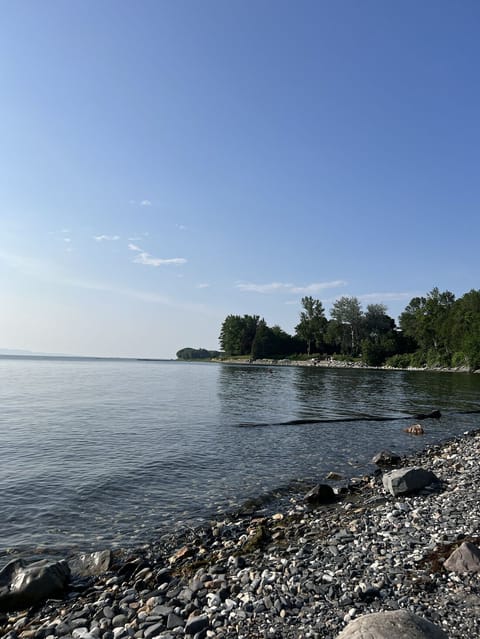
[
  {"x1": 0, "y1": 250, "x2": 215, "y2": 316},
  {"x1": 177, "y1": 224, "x2": 188, "y2": 231},
  {"x1": 133, "y1": 252, "x2": 187, "y2": 267},
  {"x1": 236, "y1": 280, "x2": 347, "y2": 294},
  {"x1": 197, "y1": 283, "x2": 210, "y2": 289},
  {"x1": 358, "y1": 292, "x2": 414, "y2": 302},
  {"x1": 64, "y1": 238, "x2": 71, "y2": 243},
  {"x1": 128, "y1": 243, "x2": 142, "y2": 252},
  {"x1": 140, "y1": 200, "x2": 152, "y2": 207},
  {"x1": 94, "y1": 235, "x2": 120, "y2": 242}
]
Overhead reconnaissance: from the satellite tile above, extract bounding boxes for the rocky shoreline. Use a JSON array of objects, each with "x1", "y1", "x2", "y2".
[
  {"x1": 3, "y1": 429, "x2": 480, "y2": 638},
  {"x1": 214, "y1": 357, "x2": 476, "y2": 374}
]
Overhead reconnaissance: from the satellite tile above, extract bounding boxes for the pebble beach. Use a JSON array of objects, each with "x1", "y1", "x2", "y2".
[{"x1": 3, "y1": 428, "x2": 480, "y2": 639}]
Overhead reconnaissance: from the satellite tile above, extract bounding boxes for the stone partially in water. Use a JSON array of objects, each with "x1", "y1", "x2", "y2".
[
  {"x1": 0, "y1": 558, "x2": 70, "y2": 611},
  {"x1": 404, "y1": 423, "x2": 425, "y2": 435},
  {"x1": 444, "y1": 541, "x2": 480, "y2": 573},
  {"x1": 336, "y1": 610, "x2": 448, "y2": 638},
  {"x1": 371, "y1": 450, "x2": 401, "y2": 467},
  {"x1": 383, "y1": 467, "x2": 439, "y2": 496},
  {"x1": 326, "y1": 471, "x2": 344, "y2": 480}
]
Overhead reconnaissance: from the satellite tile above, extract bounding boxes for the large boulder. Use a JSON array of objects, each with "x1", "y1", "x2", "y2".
[
  {"x1": 383, "y1": 467, "x2": 439, "y2": 496},
  {"x1": 444, "y1": 541, "x2": 480, "y2": 573},
  {"x1": 0, "y1": 558, "x2": 70, "y2": 611},
  {"x1": 336, "y1": 610, "x2": 448, "y2": 639}
]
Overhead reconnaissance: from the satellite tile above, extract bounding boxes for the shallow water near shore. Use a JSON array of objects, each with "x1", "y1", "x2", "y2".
[{"x1": 1, "y1": 357, "x2": 479, "y2": 562}]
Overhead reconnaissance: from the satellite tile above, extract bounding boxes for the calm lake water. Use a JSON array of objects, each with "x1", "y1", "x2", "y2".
[{"x1": 1, "y1": 357, "x2": 479, "y2": 561}]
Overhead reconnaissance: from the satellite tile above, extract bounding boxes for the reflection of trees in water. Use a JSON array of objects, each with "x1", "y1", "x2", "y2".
[
  {"x1": 217, "y1": 365, "x2": 299, "y2": 424},
  {"x1": 292, "y1": 367, "x2": 412, "y2": 419},
  {"x1": 217, "y1": 365, "x2": 480, "y2": 428}
]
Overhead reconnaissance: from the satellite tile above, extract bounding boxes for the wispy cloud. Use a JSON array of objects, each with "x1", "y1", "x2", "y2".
[
  {"x1": 64, "y1": 238, "x2": 71, "y2": 243},
  {"x1": 94, "y1": 235, "x2": 120, "y2": 242},
  {"x1": 177, "y1": 224, "x2": 188, "y2": 231},
  {"x1": 358, "y1": 292, "x2": 414, "y2": 303},
  {"x1": 129, "y1": 199, "x2": 152, "y2": 207},
  {"x1": 197, "y1": 283, "x2": 210, "y2": 289},
  {"x1": 0, "y1": 250, "x2": 215, "y2": 315},
  {"x1": 236, "y1": 280, "x2": 347, "y2": 294},
  {"x1": 133, "y1": 252, "x2": 187, "y2": 267},
  {"x1": 128, "y1": 243, "x2": 142, "y2": 252}
]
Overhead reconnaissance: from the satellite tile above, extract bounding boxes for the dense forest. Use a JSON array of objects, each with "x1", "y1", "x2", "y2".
[{"x1": 214, "y1": 288, "x2": 480, "y2": 371}]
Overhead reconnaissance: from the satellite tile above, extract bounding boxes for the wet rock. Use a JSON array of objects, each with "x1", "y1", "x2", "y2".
[
  {"x1": 336, "y1": 610, "x2": 448, "y2": 638},
  {"x1": 444, "y1": 541, "x2": 480, "y2": 573},
  {"x1": 0, "y1": 558, "x2": 70, "y2": 611},
  {"x1": 405, "y1": 424, "x2": 425, "y2": 435},
  {"x1": 304, "y1": 483, "x2": 336, "y2": 504},
  {"x1": 326, "y1": 472, "x2": 344, "y2": 480},
  {"x1": 371, "y1": 450, "x2": 401, "y2": 467},
  {"x1": 383, "y1": 467, "x2": 439, "y2": 496}
]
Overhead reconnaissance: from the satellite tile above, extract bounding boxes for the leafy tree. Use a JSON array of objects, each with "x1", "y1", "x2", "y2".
[
  {"x1": 295, "y1": 296, "x2": 327, "y2": 356},
  {"x1": 449, "y1": 289, "x2": 480, "y2": 370},
  {"x1": 219, "y1": 314, "x2": 260, "y2": 356},
  {"x1": 400, "y1": 288, "x2": 455, "y2": 365},
  {"x1": 176, "y1": 348, "x2": 221, "y2": 360},
  {"x1": 330, "y1": 296, "x2": 364, "y2": 356},
  {"x1": 364, "y1": 304, "x2": 395, "y2": 340},
  {"x1": 250, "y1": 319, "x2": 272, "y2": 360}
]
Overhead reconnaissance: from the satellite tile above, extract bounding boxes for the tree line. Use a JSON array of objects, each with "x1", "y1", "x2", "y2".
[{"x1": 217, "y1": 288, "x2": 480, "y2": 371}]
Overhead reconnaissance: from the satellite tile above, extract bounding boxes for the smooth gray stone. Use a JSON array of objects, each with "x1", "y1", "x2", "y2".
[
  {"x1": 112, "y1": 614, "x2": 128, "y2": 627},
  {"x1": 144, "y1": 622, "x2": 164, "y2": 639},
  {"x1": 336, "y1": 610, "x2": 448, "y2": 638},
  {"x1": 68, "y1": 550, "x2": 111, "y2": 577},
  {"x1": 167, "y1": 612, "x2": 184, "y2": 629},
  {"x1": 184, "y1": 614, "x2": 209, "y2": 635},
  {"x1": 444, "y1": 541, "x2": 480, "y2": 573},
  {"x1": 382, "y1": 467, "x2": 439, "y2": 496},
  {"x1": 0, "y1": 558, "x2": 70, "y2": 611}
]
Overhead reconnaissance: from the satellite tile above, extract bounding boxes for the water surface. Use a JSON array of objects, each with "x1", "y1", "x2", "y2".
[{"x1": 1, "y1": 357, "x2": 479, "y2": 560}]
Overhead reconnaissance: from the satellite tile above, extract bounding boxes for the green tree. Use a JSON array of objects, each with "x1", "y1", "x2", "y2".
[
  {"x1": 219, "y1": 314, "x2": 260, "y2": 356},
  {"x1": 400, "y1": 288, "x2": 455, "y2": 365},
  {"x1": 449, "y1": 289, "x2": 480, "y2": 370},
  {"x1": 176, "y1": 348, "x2": 221, "y2": 360},
  {"x1": 360, "y1": 304, "x2": 398, "y2": 366},
  {"x1": 295, "y1": 296, "x2": 327, "y2": 355},
  {"x1": 330, "y1": 296, "x2": 364, "y2": 356}
]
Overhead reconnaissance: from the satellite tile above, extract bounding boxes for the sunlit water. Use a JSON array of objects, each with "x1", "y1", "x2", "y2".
[{"x1": 1, "y1": 357, "x2": 479, "y2": 561}]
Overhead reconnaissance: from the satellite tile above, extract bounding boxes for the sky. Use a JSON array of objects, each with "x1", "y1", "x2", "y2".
[{"x1": 1, "y1": 1, "x2": 479, "y2": 358}]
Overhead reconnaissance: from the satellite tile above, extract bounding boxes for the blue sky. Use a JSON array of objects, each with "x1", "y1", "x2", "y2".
[{"x1": 1, "y1": 1, "x2": 479, "y2": 357}]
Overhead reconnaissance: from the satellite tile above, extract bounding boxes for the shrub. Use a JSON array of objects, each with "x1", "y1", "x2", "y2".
[{"x1": 385, "y1": 353, "x2": 412, "y2": 368}]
